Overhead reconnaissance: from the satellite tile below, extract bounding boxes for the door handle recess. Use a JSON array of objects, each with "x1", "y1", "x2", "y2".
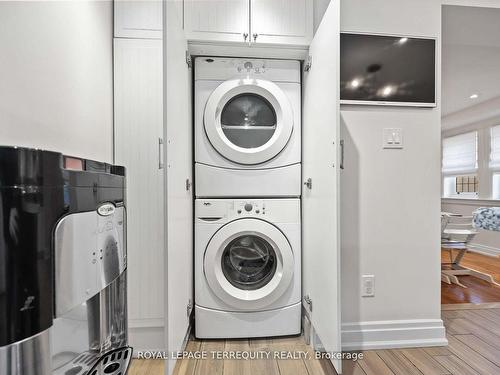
[
  {"x1": 158, "y1": 138, "x2": 164, "y2": 169},
  {"x1": 340, "y1": 139, "x2": 345, "y2": 170}
]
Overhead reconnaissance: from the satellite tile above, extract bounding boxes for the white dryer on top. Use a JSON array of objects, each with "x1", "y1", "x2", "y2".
[{"x1": 195, "y1": 57, "x2": 301, "y2": 198}]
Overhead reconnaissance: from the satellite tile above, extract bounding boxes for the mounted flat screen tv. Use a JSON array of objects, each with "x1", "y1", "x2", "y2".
[{"x1": 340, "y1": 33, "x2": 436, "y2": 107}]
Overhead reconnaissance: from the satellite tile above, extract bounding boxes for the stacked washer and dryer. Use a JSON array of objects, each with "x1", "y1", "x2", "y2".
[{"x1": 194, "y1": 57, "x2": 302, "y2": 338}]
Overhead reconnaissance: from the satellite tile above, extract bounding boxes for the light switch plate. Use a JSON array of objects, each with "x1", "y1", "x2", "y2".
[
  {"x1": 383, "y1": 128, "x2": 403, "y2": 149},
  {"x1": 362, "y1": 275, "x2": 375, "y2": 297}
]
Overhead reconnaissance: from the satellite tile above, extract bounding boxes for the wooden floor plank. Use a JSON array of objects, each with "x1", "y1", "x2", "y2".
[
  {"x1": 376, "y1": 350, "x2": 423, "y2": 375},
  {"x1": 456, "y1": 310, "x2": 500, "y2": 336},
  {"x1": 342, "y1": 360, "x2": 367, "y2": 375},
  {"x1": 422, "y1": 346, "x2": 452, "y2": 357},
  {"x1": 446, "y1": 317, "x2": 500, "y2": 349},
  {"x1": 446, "y1": 334, "x2": 500, "y2": 375},
  {"x1": 173, "y1": 340, "x2": 202, "y2": 375},
  {"x1": 443, "y1": 318, "x2": 472, "y2": 335},
  {"x1": 223, "y1": 339, "x2": 251, "y2": 375},
  {"x1": 442, "y1": 303, "x2": 500, "y2": 310},
  {"x1": 128, "y1": 359, "x2": 148, "y2": 375},
  {"x1": 129, "y1": 360, "x2": 165, "y2": 375},
  {"x1": 194, "y1": 340, "x2": 225, "y2": 375},
  {"x1": 473, "y1": 308, "x2": 500, "y2": 325},
  {"x1": 302, "y1": 345, "x2": 338, "y2": 375},
  {"x1": 441, "y1": 310, "x2": 461, "y2": 319},
  {"x1": 399, "y1": 348, "x2": 450, "y2": 375},
  {"x1": 434, "y1": 355, "x2": 481, "y2": 375},
  {"x1": 272, "y1": 336, "x2": 310, "y2": 375},
  {"x1": 357, "y1": 351, "x2": 395, "y2": 375},
  {"x1": 248, "y1": 338, "x2": 281, "y2": 375},
  {"x1": 455, "y1": 334, "x2": 500, "y2": 367}
]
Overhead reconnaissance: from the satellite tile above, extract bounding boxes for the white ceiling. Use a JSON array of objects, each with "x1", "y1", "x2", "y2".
[{"x1": 442, "y1": 5, "x2": 500, "y2": 119}]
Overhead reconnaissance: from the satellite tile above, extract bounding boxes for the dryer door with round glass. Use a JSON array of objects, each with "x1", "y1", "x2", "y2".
[
  {"x1": 204, "y1": 79, "x2": 294, "y2": 165},
  {"x1": 204, "y1": 218, "x2": 294, "y2": 310}
]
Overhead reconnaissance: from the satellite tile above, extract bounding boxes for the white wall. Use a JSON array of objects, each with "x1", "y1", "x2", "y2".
[
  {"x1": 0, "y1": 1, "x2": 113, "y2": 162},
  {"x1": 313, "y1": 0, "x2": 331, "y2": 33},
  {"x1": 340, "y1": 0, "x2": 445, "y2": 349}
]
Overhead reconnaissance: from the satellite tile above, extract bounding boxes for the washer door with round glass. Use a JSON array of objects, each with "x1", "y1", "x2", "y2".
[
  {"x1": 204, "y1": 218, "x2": 294, "y2": 310},
  {"x1": 204, "y1": 79, "x2": 294, "y2": 165}
]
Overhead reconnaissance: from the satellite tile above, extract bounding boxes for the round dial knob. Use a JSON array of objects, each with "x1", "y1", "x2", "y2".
[{"x1": 244, "y1": 203, "x2": 253, "y2": 212}]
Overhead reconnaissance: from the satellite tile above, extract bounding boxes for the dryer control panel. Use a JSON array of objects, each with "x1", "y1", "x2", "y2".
[
  {"x1": 195, "y1": 199, "x2": 300, "y2": 224},
  {"x1": 194, "y1": 57, "x2": 301, "y2": 83}
]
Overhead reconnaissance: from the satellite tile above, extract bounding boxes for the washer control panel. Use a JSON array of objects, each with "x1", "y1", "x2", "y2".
[
  {"x1": 195, "y1": 199, "x2": 300, "y2": 224},
  {"x1": 236, "y1": 201, "x2": 266, "y2": 216}
]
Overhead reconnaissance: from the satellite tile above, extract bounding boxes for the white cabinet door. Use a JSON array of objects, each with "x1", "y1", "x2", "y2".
[
  {"x1": 251, "y1": 0, "x2": 312, "y2": 46},
  {"x1": 113, "y1": 39, "x2": 165, "y2": 332},
  {"x1": 165, "y1": 0, "x2": 194, "y2": 373},
  {"x1": 184, "y1": 0, "x2": 250, "y2": 43},
  {"x1": 114, "y1": 0, "x2": 162, "y2": 39},
  {"x1": 302, "y1": 0, "x2": 341, "y2": 373}
]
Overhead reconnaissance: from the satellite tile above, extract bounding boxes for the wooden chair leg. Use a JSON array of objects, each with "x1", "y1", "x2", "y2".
[
  {"x1": 466, "y1": 267, "x2": 500, "y2": 287},
  {"x1": 442, "y1": 270, "x2": 468, "y2": 288},
  {"x1": 441, "y1": 273, "x2": 451, "y2": 285}
]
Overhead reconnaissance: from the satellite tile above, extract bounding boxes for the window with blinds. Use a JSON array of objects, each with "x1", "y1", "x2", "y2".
[
  {"x1": 490, "y1": 125, "x2": 500, "y2": 170},
  {"x1": 442, "y1": 131, "x2": 478, "y2": 174}
]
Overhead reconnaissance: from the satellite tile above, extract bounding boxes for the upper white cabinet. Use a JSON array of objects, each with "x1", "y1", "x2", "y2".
[
  {"x1": 184, "y1": 0, "x2": 312, "y2": 46},
  {"x1": 184, "y1": 0, "x2": 249, "y2": 43},
  {"x1": 251, "y1": 0, "x2": 313, "y2": 45},
  {"x1": 114, "y1": 0, "x2": 163, "y2": 39}
]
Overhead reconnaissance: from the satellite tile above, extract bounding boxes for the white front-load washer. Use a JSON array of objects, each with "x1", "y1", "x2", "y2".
[
  {"x1": 195, "y1": 198, "x2": 301, "y2": 338},
  {"x1": 195, "y1": 57, "x2": 301, "y2": 198}
]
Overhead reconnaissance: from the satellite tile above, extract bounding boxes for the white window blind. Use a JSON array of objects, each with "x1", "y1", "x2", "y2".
[
  {"x1": 490, "y1": 125, "x2": 500, "y2": 169},
  {"x1": 442, "y1": 131, "x2": 478, "y2": 174}
]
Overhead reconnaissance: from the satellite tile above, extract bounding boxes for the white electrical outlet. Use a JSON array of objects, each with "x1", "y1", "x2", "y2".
[
  {"x1": 383, "y1": 128, "x2": 403, "y2": 149},
  {"x1": 362, "y1": 275, "x2": 375, "y2": 297}
]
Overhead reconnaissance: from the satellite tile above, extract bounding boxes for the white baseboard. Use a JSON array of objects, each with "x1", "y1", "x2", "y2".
[
  {"x1": 129, "y1": 325, "x2": 165, "y2": 356},
  {"x1": 468, "y1": 243, "x2": 500, "y2": 257},
  {"x1": 341, "y1": 319, "x2": 447, "y2": 351}
]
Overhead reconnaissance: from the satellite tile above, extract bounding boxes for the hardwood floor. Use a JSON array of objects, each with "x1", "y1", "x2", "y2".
[
  {"x1": 128, "y1": 359, "x2": 165, "y2": 374},
  {"x1": 441, "y1": 250, "x2": 500, "y2": 304},
  {"x1": 130, "y1": 307, "x2": 500, "y2": 375}
]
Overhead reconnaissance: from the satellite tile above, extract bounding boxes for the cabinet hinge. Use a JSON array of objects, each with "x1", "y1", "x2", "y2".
[
  {"x1": 304, "y1": 178, "x2": 312, "y2": 190},
  {"x1": 304, "y1": 295, "x2": 313, "y2": 312},
  {"x1": 187, "y1": 299, "x2": 193, "y2": 317},
  {"x1": 185, "y1": 178, "x2": 191, "y2": 191},
  {"x1": 304, "y1": 55, "x2": 312, "y2": 72},
  {"x1": 185, "y1": 51, "x2": 192, "y2": 69}
]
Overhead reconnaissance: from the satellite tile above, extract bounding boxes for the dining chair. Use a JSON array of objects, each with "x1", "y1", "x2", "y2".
[{"x1": 441, "y1": 212, "x2": 500, "y2": 288}]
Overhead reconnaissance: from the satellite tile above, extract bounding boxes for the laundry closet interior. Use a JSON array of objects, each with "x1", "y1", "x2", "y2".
[{"x1": 114, "y1": 0, "x2": 341, "y2": 373}]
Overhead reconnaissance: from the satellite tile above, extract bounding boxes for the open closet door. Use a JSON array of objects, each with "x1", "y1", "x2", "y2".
[
  {"x1": 302, "y1": 0, "x2": 341, "y2": 373},
  {"x1": 165, "y1": 1, "x2": 193, "y2": 374}
]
